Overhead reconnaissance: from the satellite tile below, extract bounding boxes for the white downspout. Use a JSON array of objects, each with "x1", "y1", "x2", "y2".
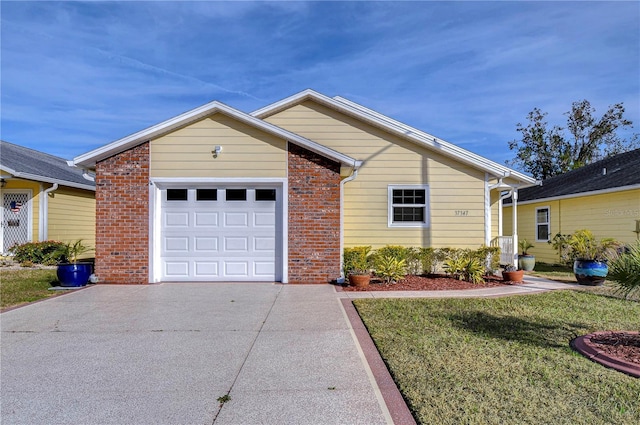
[
  {"x1": 41, "y1": 183, "x2": 59, "y2": 240},
  {"x1": 337, "y1": 164, "x2": 360, "y2": 283},
  {"x1": 512, "y1": 190, "x2": 518, "y2": 268}
]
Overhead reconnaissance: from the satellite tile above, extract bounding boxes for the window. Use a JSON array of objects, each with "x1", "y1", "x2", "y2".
[
  {"x1": 196, "y1": 189, "x2": 217, "y2": 201},
  {"x1": 388, "y1": 185, "x2": 429, "y2": 227},
  {"x1": 226, "y1": 189, "x2": 247, "y2": 201},
  {"x1": 536, "y1": 207, "x2": 550, "y2": 241},
  {"x1": 166, "y1": 189, "x2": 188, "y2": 201},
  {"x1": 255, "y1": 189, "x2": 276, "y2": 201}
]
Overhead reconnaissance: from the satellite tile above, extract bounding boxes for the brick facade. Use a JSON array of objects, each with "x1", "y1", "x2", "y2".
[
  {"x1": 287, "y1": 144, "x2": 342, "y2": 284},
  {"x1": 95, "y1": 143, "x2": 150, "y2": 284}
]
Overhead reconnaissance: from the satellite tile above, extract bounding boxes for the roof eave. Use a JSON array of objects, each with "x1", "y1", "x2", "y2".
[
  {"x1": 74, "y1": 98, "x2": 358, "y2": 169},
  {"x1": 5, "y1": 172, "x2": 95, "y2": 191},
  {"x1": 252, "y1": 90, "x2": 536, "y2": 185}
]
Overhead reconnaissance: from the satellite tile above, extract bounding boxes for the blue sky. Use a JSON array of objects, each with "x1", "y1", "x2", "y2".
[{"x1": 1, "y1": 1, "x2": 638, "y2": 170}]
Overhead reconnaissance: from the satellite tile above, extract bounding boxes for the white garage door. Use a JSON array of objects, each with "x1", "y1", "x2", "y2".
[{"x1": 160, "y1": 187, "x2": 281, "y2": 281}]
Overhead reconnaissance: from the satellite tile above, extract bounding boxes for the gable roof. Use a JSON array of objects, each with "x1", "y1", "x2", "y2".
[
  {"x1": 1, "y1": 140, "x2": 95, "y2": 191},
  {"x1": 252, "y1": 89, "x2": 537, "y2": 185},
  {"x1": 505, "y1": 148, "x2": 640, "y2": 204},
  {"x1": 73, "y1": 101, "x2": 360, "y2": 169}
]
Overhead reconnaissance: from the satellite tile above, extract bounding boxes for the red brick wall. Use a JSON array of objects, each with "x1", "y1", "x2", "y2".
[
  {"x1": 95, "y1": 143, "x2": 150, "y2": 284},
  {"x1": 288, "y1": 144, "x2": 341, "y2": 284}
]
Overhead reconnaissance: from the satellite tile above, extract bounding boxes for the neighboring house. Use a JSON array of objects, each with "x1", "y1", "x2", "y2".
[
  {"x1": 0, "y1": 140, "x2": 96, "y2": 254},
  {"x1": 72, "y1": 89, "x2": 536, "y2": 284},
  {"x1": 504, "y1": 148, "x2": 640, "y2": 264}
]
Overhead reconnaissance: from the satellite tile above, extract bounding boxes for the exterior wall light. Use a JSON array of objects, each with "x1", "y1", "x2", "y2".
[{"x1": 212, "y1": 146, "x2": 222, "y2": 158}]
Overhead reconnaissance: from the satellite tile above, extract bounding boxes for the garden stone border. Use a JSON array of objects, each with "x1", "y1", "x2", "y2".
[{"x1": 571, "y1": 331, "x2": 640, "y2": 378}]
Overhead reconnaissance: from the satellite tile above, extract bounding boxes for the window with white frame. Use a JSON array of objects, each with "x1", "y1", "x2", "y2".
[
  {"x1": 536, "y1": 207, "x2": 550, "y2": 241},
  {"x1": 388, "y1": 185, "x2": 430, "y2": 227}
]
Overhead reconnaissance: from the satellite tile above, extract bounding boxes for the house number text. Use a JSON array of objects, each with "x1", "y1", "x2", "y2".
[{"x1": 455, "y1": 210, "x2": 469, "y2": 216}]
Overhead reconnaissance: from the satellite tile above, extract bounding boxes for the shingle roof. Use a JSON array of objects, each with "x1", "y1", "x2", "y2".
[
  {"x1": 0, "y1": 140, "x2": 95, "y2": 190},
  {"x1": 506, "y1": 148, "x2": 640, "y2": 203}
]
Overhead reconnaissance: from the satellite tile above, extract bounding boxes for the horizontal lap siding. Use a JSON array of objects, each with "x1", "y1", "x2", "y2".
[
  {"x1": 266, "y1": 102, "x2": 486, "y2": 249},
  {"x1": 150, "y1": 114, "x2": 287, "y2": 178},
  {"x1": 47, "y1": 187, "x2": 96, "y2": 250},
  {"x1": 506, "y1": 189, "x2": 640, "y2": 264}
]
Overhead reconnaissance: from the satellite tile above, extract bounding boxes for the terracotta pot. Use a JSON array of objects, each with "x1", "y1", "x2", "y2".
[
  {"x1": 348, "y1": 274, "x2": 371, "y2": 287},
  {"x1": 502, "y1": 270, "x2": 524, "y2": 283}
]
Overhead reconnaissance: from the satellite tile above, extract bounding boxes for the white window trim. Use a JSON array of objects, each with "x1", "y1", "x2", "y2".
[
  {"x1": 535, "y1": 206, "x2": 550, "y2": 242},
  {"x1": 387, "y1": 185, "x2": 430, "y2": 228}
]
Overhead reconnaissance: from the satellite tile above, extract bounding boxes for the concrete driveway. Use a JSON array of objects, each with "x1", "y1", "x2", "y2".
[{"x1": 1, "y1": 283, "x2": 392, "y2": 425}]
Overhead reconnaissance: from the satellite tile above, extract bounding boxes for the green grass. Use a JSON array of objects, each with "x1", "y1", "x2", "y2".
[
  {"x1": 0, "y1": 268, "x2": 59, "y2": 309},
  {"x1": 528, "y1": 262, "x2": 576, "y2": 283},
  {"x1": 354, "y1": 291, "x2": 640, "y2": 425}
]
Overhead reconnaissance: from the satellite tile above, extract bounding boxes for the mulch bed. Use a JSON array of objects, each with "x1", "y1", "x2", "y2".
[
  {"x1": 341, "y1": 274, "x2": 521, "y2": 291},
  {"x1": 590, "y1": 332, "x2": 640, "y2": 366}
]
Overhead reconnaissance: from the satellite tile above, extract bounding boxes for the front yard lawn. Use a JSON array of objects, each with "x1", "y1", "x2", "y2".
[
  {"x1": 0, "y1": 269, "x2": 59, "y2": 309},
  {"x1": 355, "y1": 291, "x2": 640, "y2": 424}
]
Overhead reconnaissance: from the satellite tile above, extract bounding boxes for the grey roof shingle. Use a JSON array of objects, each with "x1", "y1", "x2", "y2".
[
  {"x1": 506, "y1": 148, "x2": 640, "y2": 203},
  {"x1": 0, "y1": 140, "x2": 95, "y2": 190}
]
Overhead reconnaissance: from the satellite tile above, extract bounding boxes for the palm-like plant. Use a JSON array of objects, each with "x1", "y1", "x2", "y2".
[{"x1": 607, "y1": 241, "x2": 640, "y2": 298}]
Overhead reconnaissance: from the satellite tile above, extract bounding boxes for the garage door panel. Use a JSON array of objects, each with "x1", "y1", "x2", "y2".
[
  {"x1": 254, "y1": 261, "x2": 275, "y2": 276},
  {"x1": 194, "y1": 262, "x2": 218, "y2": 277},
  {"x1": 224, "y1": 212, "x2": 248, "y2": 227},
  {"x1": 165, "y1": 237, "x2": 189, "y2": 252},
  {"x1": 165, "y1": 261, "x2": 189, "y2": 277},
  {"x1": 165, "y1": 212, "x2": 189, "y2": 227},
  {"x1": 225, "y1": 261, "x2": 249, "y2": 276},
  {"x1": 254, "y1": 237, "x2": 275, "y2": 252},
  {"x1": 194, "y1": 237, "x2": 218, "y2": 252},
  {"x1": 224, "y1": 237, "x2": 248, "y2": 252},
  {"x1": 254, "y1": 212, "x2": 275, "y2": 227},
  {"x1": 194, "y1": 212, "x2": 219, "y2": 227}
]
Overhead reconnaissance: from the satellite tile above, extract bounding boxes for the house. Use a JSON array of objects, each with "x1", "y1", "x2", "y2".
[
  {"x1": 72, "y1": 89, "x2": 536, "y2": 284},
  {"x1": 503, "y1": 148, "x2": 640, "y2": 264},
  {"x1": 0, "y1": 140, "x2": 96, "y2": 254}
]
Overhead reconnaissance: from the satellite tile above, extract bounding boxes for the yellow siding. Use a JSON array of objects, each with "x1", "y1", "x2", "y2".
[
  {"x1": 47, "y1": 187, "x2": 96, "y2": 252},
  {"x1": 0, "y1": 178, "x2": 41, "y2": 242},
  {"x1": 505, "y1": 189, "x2": 640, "y2": 264},
  {"x1": 150, "y1": 113, "x2": 287, "y2": 178},
  {"x1": 266, "y1": 101, "x2": 488, "y2": 248},
  {"x1": 491, "y1": 190, "x2": 500, "y2": 239}
]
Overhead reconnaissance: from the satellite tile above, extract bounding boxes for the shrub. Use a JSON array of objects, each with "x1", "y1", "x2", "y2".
[
  {"x1": 343, "y1": 246, "x2": 372, "y2": 275},
  {"x1": 606, "y1": 241, "x2": 640, "y2": 298},
  {"x1": 473, "y1": 245, "x2": 501, "y2": 275},
  {"x1": 9, "y1": 241, "x2": 66, "y2": 265},
  {"x1": 443, "y1": 249, "x2": 485, "y2": 284},
  {"x1": 374, "y1": 255, "x2": 407, "y2": 284}
]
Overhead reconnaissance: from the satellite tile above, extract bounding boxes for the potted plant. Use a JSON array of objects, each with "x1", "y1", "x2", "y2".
[
  {"x1": 502, "y1": 264, "x2": 524, "y2": 283},
  {"x1": 567, "y1": 229, "x2": 619, "y2": 286},
  {"x1": 343, "y1": 246, "x2": 372, "y2": 287},
  {"x1": 517, "y1": 239, "x2": 535, "y2": 271},
  {"x1": 54, "y1": 240, "x2": 94, "y2": 287}
]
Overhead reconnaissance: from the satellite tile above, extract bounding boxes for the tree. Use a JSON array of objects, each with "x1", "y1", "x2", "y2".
[{"x1": 508, "y1": 100, "x2": 637, "y2": 180}]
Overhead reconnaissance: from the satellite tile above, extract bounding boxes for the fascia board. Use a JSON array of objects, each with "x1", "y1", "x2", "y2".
[
  {"x1": 0, "y1": 164, "x2": 18, "y2": 175},
  {"x1": 73, "y1": 96, "x2": 359, "y2": 169},
  {"x1": 8, "y1": 172, "x2": 96, "y2": 191},
  {"x1": 505, "y1": 184, "x2": 640, "y2": 206}
]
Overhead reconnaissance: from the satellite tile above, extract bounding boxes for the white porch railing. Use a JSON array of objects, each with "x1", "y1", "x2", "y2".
[{"x1": 492, "y1": 236, "x2": 515, "y2": 266}]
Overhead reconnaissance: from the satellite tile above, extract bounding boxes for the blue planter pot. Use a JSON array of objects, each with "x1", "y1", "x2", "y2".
[
  {"x1": 56, "y1": 263, "x2": 93, "y2": 287},
  {"x1": 573, "y1": 259, "x2": 608, "y2": 286}
]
